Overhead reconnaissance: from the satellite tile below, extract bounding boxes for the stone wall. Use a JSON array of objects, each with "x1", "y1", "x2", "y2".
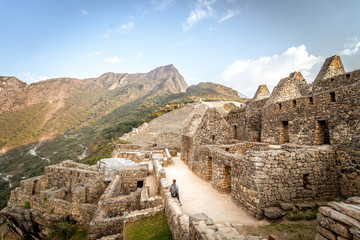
[
  {"x1": 195, "y1": 144, "x2": 339, "y2": 218},
  {"x1": 118, "y1": 165, "x2": 148, "y2": 195},
  {"x1": 316, "y1": 197, "x2": 360, "y2": 240},
  {"x1": 223, "y1": 57, "x2": 360, "y2": 197},
  {"x1": 181, "y1": 108, "x2": 233, "y2": 171}
]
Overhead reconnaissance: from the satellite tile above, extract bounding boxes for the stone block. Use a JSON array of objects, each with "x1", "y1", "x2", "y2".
[
  {"x1": 278, "y1": 202, "x2": 294, "y2": 211},
  {"x1": 319, "y1": 206, "x2": 360, "y2": 229},
  {"x1": 263, "y1": 207, "x2": 285, "y2": 219},
  {"x1": 317, "y1": 225, "x2": 336, "y2": 240},
  {"x1": 317, "y1": 213, "x2": 352, "y2": 239},
  {"x1": 296, "y1": 202, "x2": 316, "y2": 210}
]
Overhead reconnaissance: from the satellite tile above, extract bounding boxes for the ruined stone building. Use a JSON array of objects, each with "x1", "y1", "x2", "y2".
[{"x1": 182, "y1": 56, "x2": 360, "y2": 218}]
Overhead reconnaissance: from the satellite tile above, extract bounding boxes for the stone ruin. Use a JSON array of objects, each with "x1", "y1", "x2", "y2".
[
  {"x1": 1, "y1": 55, "x2": 359, "y2": 240},
  {"x1": 0, "y1": 148, "x2": 172, "y2": 240},
  {"x1": 181, "y1": 55, "x2": 359, "y2": 219}
]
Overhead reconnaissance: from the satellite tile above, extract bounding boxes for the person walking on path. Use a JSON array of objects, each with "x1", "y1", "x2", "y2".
[{"x1": 170, "y1": 179, "x2": 181, "y2": 205}]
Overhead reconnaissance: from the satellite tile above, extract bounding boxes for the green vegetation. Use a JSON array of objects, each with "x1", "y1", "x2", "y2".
[
  {"x1": 0, "y1": 102, "x2": 50, "y2": 147},
  {"x1": 125, "y1": 213, "x2": 172, "y2": 240},
  {"x1": 169, "y1": 82, "x2": 246, "y2": 104},
  {"x1": 46, "y1": 221, "x2": 76, "y2": 240},
  {"x1": 238, "y1": 222, "x2": 317, "y2": 240},
  {"x1": 24, "y1": 201, "x2": 30, "y2": 209},
  {"x1": 0, "y1": 222, "x2": 7, "y2": 240},
  {"x1": 286, "y1": 209, "x2": 318, "y2": 221}
]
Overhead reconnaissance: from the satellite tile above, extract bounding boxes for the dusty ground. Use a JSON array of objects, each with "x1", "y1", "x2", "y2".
[{"x1": 165, "y1": 156, "x2": 268, "y2": 225}]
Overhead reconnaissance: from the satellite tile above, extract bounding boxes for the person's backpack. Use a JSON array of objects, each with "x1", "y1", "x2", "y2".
[{"x1": 170, "y1": 185, "x2": 177, "y2": 197}]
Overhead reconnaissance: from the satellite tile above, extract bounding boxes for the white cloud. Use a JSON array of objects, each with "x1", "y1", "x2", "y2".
[
  {"x1": 23, "y1": 72, "x2": 49, "y2": 83},
  {"x1": 339, "y1": 37, "x2": 360, "y2": 56},
  {"x1": 152, "y1": 0, "x2": 175, "y2": 11},
  {"x1": 219, "y1": 10, "x2": 240, "y2": 23},
  {"x1": 118, "y1": 21, "x2": 134, "y2": 33},
  {"x1": 23, "y1": 72, "x2": 36, "y2": 83},
  {"x1": 104, "y1": 57, "x2": 126, "y2": 63},
  {"x1": 102, "y1": 29, "x2": 113, "y2": 38},
  {"x1": 81, "y1": 9, "x2": 89, "y2": 16},
  {"x1": 102, "y1": 22, "x2": 134, "y2": 37},
  {"x1": 220, "y1": 45, "x2": 324, "y2": 97},
  {"x1": 183, "y1": 0, "x2": 216, "y2": 31},
  {"x1": 87, "y1": 51, "x2": 102, "y2": 57}
]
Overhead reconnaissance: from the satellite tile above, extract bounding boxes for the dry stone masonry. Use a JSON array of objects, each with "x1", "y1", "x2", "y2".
[{"x1": 183, "y1": 56, "x2": 359, "y2": 218}]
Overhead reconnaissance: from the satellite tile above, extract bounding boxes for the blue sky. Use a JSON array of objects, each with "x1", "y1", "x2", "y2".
[{"x1": 1, "y1": 0, "x2": 359, "y2": 96}]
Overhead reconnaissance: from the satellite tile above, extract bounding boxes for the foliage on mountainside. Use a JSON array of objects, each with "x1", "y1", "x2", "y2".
[
  {"x1": 169, "y1": 82, "x2": 246, "y2": 104},
  {"x1": 0, "y1": 81, "x2": 246, "y2": 210}
]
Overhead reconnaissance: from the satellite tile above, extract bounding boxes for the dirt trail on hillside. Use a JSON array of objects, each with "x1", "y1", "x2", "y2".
[{"x1": 165, "y1": 156, "x2": 268, "y2": 225}]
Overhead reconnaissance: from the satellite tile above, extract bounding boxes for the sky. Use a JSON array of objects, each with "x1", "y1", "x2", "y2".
[{"x1": 0, "y1": 0, "x2": 360, "y2": 97}]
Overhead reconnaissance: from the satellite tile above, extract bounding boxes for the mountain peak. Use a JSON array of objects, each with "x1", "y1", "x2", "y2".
[{"x1": 147, "y1": 64, "x2": 188, "y2": 92}]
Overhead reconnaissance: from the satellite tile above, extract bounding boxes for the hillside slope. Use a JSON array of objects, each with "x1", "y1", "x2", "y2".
[{"x1": 0, "y1": 65, "x2": 188, "y2": 151}]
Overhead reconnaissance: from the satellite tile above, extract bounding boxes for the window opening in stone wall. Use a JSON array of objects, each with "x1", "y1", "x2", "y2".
[
  {"x1": 280, "y1": 121, "x2": 289, "y2": 144},
  {"x1": 225, "y1": 148, "x2": 229, "y2": 152},
  {"x1": 137, "y1": 180, "x2": 144, "y2": 188},
  {"x1": 212, "y1": 135, "x2": 215, "y2": 141},
  {"x1": 330, "y1": 92, "x2": 336, "y2": 102},
  {"x1": 206, "y1": 156, "x2": 213, "y2": 181},
  {"x1": 278, "y1": 103, "x2": 282, "y2": 110},
  {"x1": 233, "y1": 125, "x2": 237, "y2": 139},
  {"x1": 303, "y1": 174, "x2": 311, "y2": 190},
  {"x1": 315, "y1": 120, "x2": 330, "y2": 145},
  {"x1": 292, "y1": 100, "x2": 297, "y2": 108},
  {"x1": 222, "y1": 164, "x2": 231, "y2": 192},
  {"x1": 346, "y1": 73, "x2": 350, "y2": 78},
  {"x1": 32, "y1": 180, "x2": 38, "y2": 195},
  {"x1": 309, "y1": 97, "x2": 313, "y2": 105}
]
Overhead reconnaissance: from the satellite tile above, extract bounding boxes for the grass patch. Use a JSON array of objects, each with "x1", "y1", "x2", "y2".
[
  {"x1": 0, "y1": 222, "x2": 8, "y2": 240},
  {"x1": 237, "y1": 222, "x2": 317, "y2": 240},
  {"x1": 125, "y1": 213, "x2": 172, "y2": 240},
  {"x1": 286, "y1": 209, "x2": 318, "y2": 221}
]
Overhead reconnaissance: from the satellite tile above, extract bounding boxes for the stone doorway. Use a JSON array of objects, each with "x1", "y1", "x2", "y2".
[
  {"x1": 205, "y1": 157, "x2": 213, "y2": 181},
  {"x1": 315, "y1": 120, "x2": 330, "y2": 145},
  {"x1": 222, "y1": 164, "x2": 231, "y2": 192},
  {"x1": 280, "y1": 121, "x2": 289, "y2": 144},
  {"x1": 233, "y1": 125, "x2": 237, "y2": 139}
]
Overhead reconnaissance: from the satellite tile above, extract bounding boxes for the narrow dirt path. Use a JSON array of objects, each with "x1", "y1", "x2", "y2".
[{"x1": 165, "y1": 156, "x2": 267, "y2": 225}]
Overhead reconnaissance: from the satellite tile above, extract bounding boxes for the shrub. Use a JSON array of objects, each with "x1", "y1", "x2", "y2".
[
  {"x1": 46, "y1": 221, "x2": 76, "y2": 240},
  {"x1": 24, "y1": 201, "x2": 30, "y2": 209}
]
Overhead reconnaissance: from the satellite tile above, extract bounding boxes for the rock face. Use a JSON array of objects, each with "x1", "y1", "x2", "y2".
[{"x1": 1, "y1": 207, "x2": 66, "y2": 239}]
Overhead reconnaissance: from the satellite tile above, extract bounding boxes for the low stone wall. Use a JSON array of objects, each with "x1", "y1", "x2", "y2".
[
  {"x1": 115, "y1": 144, "x2": 142, "y2": 151},
  {"x1": 316, "y1": 197, "x2": 360, "y2": 240},
  {"x1": 140, "y1": 187, "x2": 163, "y2": 209},
  {"x1": 115, "y1": 151, "x2": 146, "y2": 163}
]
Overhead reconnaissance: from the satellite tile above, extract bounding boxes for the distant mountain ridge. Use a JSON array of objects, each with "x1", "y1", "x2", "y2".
[{"x1": 0, "y1": 65, "x2": 188, "y2": 150}]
